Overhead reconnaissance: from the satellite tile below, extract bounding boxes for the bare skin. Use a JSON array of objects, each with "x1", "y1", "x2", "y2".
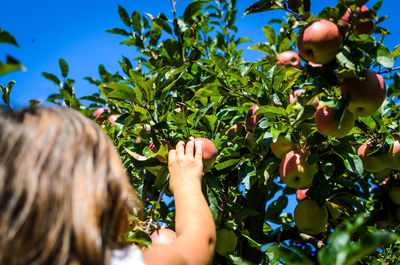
[{"x1": 142, "y1": 139, "x2": 216, "y2": 265}]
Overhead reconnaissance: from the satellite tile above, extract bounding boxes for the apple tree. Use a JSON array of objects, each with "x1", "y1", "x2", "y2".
[{"x1": 2, "y1": 0, "x2": 400, "y2": 264}]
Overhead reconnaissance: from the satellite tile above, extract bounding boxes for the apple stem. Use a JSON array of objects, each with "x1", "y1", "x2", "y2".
[{"x1": 378, "y1": 66, "x2": 400, "y2": 74}]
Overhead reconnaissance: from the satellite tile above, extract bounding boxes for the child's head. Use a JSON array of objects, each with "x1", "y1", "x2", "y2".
[{"x1": 0, "y1": 106, "x2": 141, "y2": 265}]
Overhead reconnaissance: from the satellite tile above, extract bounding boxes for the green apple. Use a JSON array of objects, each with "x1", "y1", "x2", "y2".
[
  {"x1": 270, "y1": 134, "x2": 295, "y2": 159},
  {"x1": 294, "y1": 199, "x2": 328, "y2": 235},
  {"x1": 357, "y1": 142, "x2": 388, "y2": 173},
  {"x1": 374, "y1": 168, "x2": 392, "y2": 182},
  {"x1": 279, "y1": 149, "x2": 318, "y2": 189},
  {"x1": 340, "y1": 70, "x2": 386, "y2": 117},
  {"x1": 315, "y1": 105, "x2": 355, "y2": 138},
  {"x1": 389, "y1": 184, "x2": 400, "y2": 205},
  {"x1": 215, "y1": 229, "x2": 238, "y2": 256},
  {"x1": 298, "y1": 20, "x2": 343, "y2": 64}
]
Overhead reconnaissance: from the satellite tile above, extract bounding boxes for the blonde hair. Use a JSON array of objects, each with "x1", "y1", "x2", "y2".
[{"x1": 0, "y1": 106, "x2": 141, "y2": 265}]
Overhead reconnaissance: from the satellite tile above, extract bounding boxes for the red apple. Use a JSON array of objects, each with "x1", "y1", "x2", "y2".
[
  {"x1": 245, "y1": 105, "x2": 262, "y2": 132},
  {"x1": 215, "y1": 229, "x2": 237, "y2": 256},
  {"x1": 149, "y1": 141, "x2": 174, "y2": 162},
  {"x1": 298, "y1": 20, "x2": 343, "y2": 64},
  {"x1": 277, "y1": 51, "x2": 301, "y2": 69},
  {"x1": 308, "y1": 61, "x2": 323, "y2": 68},
  {"x1": 288, "y1": 89, "x2": 319, "y2": 108},
  {"x1": 270, "y1": 134, "x2": 295, "y2": 159},
  {"x1": 108, "y1": 114, "x2": 121, "y2": 126},
  {"x1": 315, "y1": 106, "x2": 355, "y2": 138},
  {"x1": 340, "y1": 70, "x2": 386, "y2": 117},
  {"x1": 294, "y1": 199, "x2": 328, "y2": 235},
  {"x1": 386, "y1": 135, "x2": 400, "y2": 170},
  {"x1": 357, "y1": 142, "x2": 388, "y2": 173},
  {"x1": 296, "y1": 189, "x2": 309, "y2": 201},
  {"x1": 150, "y1": 228, "x2": 177, "y2": 245},
  {"x1": 93, "y1": 107, "x2": 109, "y2": 125},
  {"x1": 339, "y1": 5, "x2": 374, "y2": 36},
  {"x1": 279, "y1": 149, "x2": 319, "y2": 189},
  {"x1": 194, "y1": 137, "x2": 218, "y2": 172}
]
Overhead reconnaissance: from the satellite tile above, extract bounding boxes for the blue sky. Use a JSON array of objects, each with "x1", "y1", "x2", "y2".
[{"x1": 1, "y1": 0, "x2": 399, "y2": 107}]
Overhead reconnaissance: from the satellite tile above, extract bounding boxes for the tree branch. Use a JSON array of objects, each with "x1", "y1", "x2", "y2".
[{"x1": 378, "y1": 66, "x2": 400, "y2": 74}]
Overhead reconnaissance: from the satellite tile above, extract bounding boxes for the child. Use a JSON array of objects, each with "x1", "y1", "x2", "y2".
[{"x1": 0, "y1": 106, "x2": 216, "y2": 265}]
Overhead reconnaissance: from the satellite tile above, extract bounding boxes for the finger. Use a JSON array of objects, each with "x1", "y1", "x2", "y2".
[
  {"x1": 176, "y1": 141, "x2": 185, "y2": 156},
  {"x1": 185, "y1": 139, "x2": 195, "y2": 157},
  {"x1": 168, "y1": 149, "x2": 176, "y2": 164},
  {"x1": 194, "y1": 140, "x2": 203, "y2": 160},
  {"x1": 189, "y1": 136, "x2": 195, "y2": 141}
]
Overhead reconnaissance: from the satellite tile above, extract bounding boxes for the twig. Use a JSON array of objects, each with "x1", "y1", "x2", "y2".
[
  {"x1": 218, "y1": 76, "x2": 257, "y2": 103},
  {"x1": 285, "y1": 9, "x2": 302, "y2": 20},
  {"x1": 170, "y1": 0, "x2": 177, "y2": 20},
  {"x1": 378, "y1": 66, "x2": 400, "y2": 74},
  {"x1": 146, "y1": 181, "x2": 169, "y2": 231}
]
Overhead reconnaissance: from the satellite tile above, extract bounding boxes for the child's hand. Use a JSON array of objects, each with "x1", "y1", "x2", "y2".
[{"x1": 168, "y1": 138, "x2": 203, "y2": 194}]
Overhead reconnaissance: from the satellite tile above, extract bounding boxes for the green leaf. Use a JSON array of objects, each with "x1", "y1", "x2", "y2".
[
  {"x1": 334, "y1": 149, "x2": 364, "y2": 175},
  {"x1": 358, "y1": 116, "x2": 376, "y2": 129},
  {"x1": 376, "y1": 44, "x2": 394, "y2": 68},
  {"x1": 0, "y1": 56, "x2": 24, "y2": 76},
  {"x1": 59, "y1": 58, "x2": 69, "y2": 78},
  {"x1": 211, "y1": 53, "x2": 228, "y2": 72},
  {"x1": 336, "y1": 46, "x2": 356, "y2": 70},
  {"x1": 0, "y1": 29, "x2": 19, "y2": 46},
  {"x1": 241, "y1": 233, "x2": 262, "y2": 249},
  {"x1": 392, "y1": 44, "x2": 400, "y2": 59},
  {"x1": 131, "y1": 11, "x2": 141, "y2": 32},
  {"x1": 244, "y1": 0, "x2": 286, "y2": 16},
  {"x1": 228, "y1": 255, "x2": 256, "y2": 265},
  {"x1": 42, "y1": 72, "x2": 61, "y2": 85},
  {"x1": 265, "y1": 195, "x2": 288, "y2": 220},
  {"x1": 262, "y1": 26, "x2": 276, "y2": 45},
  {"x1": 106, "y1": 28, "x2": 130, "y2": 36},
  {"x1": 183, "y1": 1, "x2": 210, "y2": 24},
  {"x1": 267, "y1": 244, "x2": 313, "y2": 265},
  {"x1": 345, "y1": 231, "x2": 398, "y2": 265},
  {"x1": 101, "y1": 83, "x2": 136, "y2": 102},
  {"x1": 255, "y1": 106, "x2": 287, "y2": 117},
  {"x1": 249, "y1": 43, "x2": 275, "y2": 54},
  {"x1": 29, "y1": 99, "x2": 42, "y2": 106},
  {"x1": 118, "y1": 5, "x2": 131, "y2": 27},
  {"x1": 214, "y1": 159, "x2": 240, "y2": 170}
]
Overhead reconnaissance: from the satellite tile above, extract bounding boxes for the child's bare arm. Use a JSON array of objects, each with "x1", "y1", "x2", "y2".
[{"x1": 143, "y1": 140, "x2": 216, "y2": 265}]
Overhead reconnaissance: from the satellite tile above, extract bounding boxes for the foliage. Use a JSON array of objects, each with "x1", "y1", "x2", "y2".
[{"x1": 2, "y1": 0, "x2": 400, "y2": 263}]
